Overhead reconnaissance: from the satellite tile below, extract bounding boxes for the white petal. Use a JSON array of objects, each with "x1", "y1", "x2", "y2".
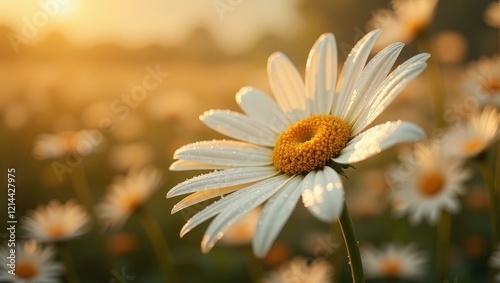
[
  {"x1": 171, "y1": 186, "x2": 240, "y2": 214},
  {"x1": 235, "y1": 86, "x2": 290, "y2": 132},
  {"x1": 179, "y1": 175, "x2": 286, "y2": 237},
  {"x1": 252, "y1": 176, "x2": 304, "y2": 258},
  {"x1": 333, "y1": 121, "x2": 425, "y2": 164},
  {"x1": 332, "y1": 30, "x2": 381, "y2": 116},
  {"x1": 352, "y1": 53, "x2": 430, "y2": 134},
  {"x1": 342, "y1": 42, "x2": 404, "y2": 123},
  {"x1": 200, "y1": 175, "x2": 290, "y2": 253},
  {"x1": 169, "y1": 160, "x2": 232, "y2": 171},
  {"x1": 301, "y1": 167, "x2": 344, "y2": 223},
  {"x1": 174, "y1": 140, "x2": 273, "y2": 167},
  {"x1": 268, "y1": 52, "x2": 309, "y2": 121},
  {"x1": 167, "y1": 166, "x2": 278, "y2": 197},
  {"x1": 201, "y1": 110, "x2": 277, "y2": 146},
  {"x1": 305, "y1": 33, "x2": 337, "y2": 115}
]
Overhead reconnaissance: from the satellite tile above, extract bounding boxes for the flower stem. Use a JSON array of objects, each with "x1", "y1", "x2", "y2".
[
  {"x1": 58, "y1": 242, "x2": 80, "y2": 283},
  {"x1": 417, "y1": 32, "x2": 446, "y2": 128},
  {"x1": 69, "y1": 165, "x2": 114, "y2": 271},
  {"x1": 477, "y1": 158, "x2": 499, "y2": 247},
  {"x1": 436, "y1": 211, "x2": 451, "y2": 282},
  {"x1": 137, "y1": 207, "x2": 180, "y2": 283},
  {"x1": 338, "y1": 201, "x2": 364, "y2": 283}
]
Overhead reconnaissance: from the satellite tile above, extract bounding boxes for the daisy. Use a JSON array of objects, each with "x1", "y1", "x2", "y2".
[
  {"x1": 484, "y1": 2, "x2": 500, "y2": 28},
  {"x1": 388, "y1": 141, "x2": 471, "y2": 225},
  {"x1": 368, "y1": 0, "x2": 438, "y2": 51},
  {"x1": 441, "y1": 106, "x2": 500, "y2": 158},
  {"x1": 95, "y1": 166, "x2": 163, "y2": 229},
  {"x1": 0, "y1": 240, "x2": 64, "y2": 283},
  {"x1": 168, "y1": 30, "x2": 428, "y2": 257},
  {"x1": 32, "y1": 130, "x2": 102, "y2": 160},
  {"x1": 261, "y1": 256, "x2": 332, "y2": 283},
  {"x1": 490, "y1": 244, "x2": 500, "y2": 282},
  {"x1": 462, "y1": 55, "x2": 500, "y2": 108},
  {"x1": 22, "y1": 200, "x2": 90, "y2": 243},
  {"x1": 361, "y1": 242, "x2": 427, "y2": 280}
]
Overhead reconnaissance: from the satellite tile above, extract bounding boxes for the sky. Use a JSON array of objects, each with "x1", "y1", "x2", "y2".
[{"x1": 0, "y1": 0, "x2": 303, "y2": 53}]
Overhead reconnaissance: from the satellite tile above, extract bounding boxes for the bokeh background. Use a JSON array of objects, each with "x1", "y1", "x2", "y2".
[{"x1": 0, "y1": 0, "x2": 498, "y2": 282}]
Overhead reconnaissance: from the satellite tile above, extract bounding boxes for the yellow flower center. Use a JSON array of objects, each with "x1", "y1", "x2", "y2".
[
  {"x1": 482, "y1": 80, "x2": 500, "y2": 94},
  {"x1": 122, "y1": 195, "x2": 142, "y2": 213},
  {"x1": 16, "y1": 261, "x2": 38, "y2": 279},
  {"x1": 461, "y1": 138, "x2": 484, "y2": 156},
  {"x1": 272, "y1": 115, "x2": 350, "y2": 175},
  {"x1": 60, "y1": 131, "x2": 78, "y2": 153},
  {"x1": 419, "y1": 171, "x2": 445, "y2": 197},
  {"x1": 404, "y1": 20, "x2": 426, "y2": 37},
  {"x1": 46, "y1": 223, "x2": 66, "y2": 239},
  {"x1": 380, "y1": 258, "x2": 403, "y2": 277}
]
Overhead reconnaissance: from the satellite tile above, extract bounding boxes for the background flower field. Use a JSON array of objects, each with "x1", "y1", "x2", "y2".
[{"x1": 0, "y1": 0, "x2": 498, "y2": 282}]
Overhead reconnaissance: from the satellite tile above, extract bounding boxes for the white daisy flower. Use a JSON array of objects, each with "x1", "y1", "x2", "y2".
[
  {"x1": 490, "y1": 244, "x2": 500, "y2": 283},
  {"x1": 441, "y1": 106, "x2": 500, "y2": 158},
  {"x1": 388, "y1": 142, "x2": 471, "y2": 225},
  {"x1": 261, "y1": 256, "x2": 332, "y2": 283},
  {"x1": 168, "y1": 30, "x2": 428, "y2": 257},
  {"x1": 368, "y1": 0, "x2": 438, "y2": 51},
  {"x1": 484, "y1": 2, "x2": 500, "y2": 28},
  {"x1": 462, "y1": 55, "x2": 500, "y2": 108},
  {"x1": 361, "y1": 242, "x2": 427, "y2": 280},
  {"x1": 22, "y1": 200, "x2": 90, "y2": 243},
  {"x1": 96, "y1": 166, "x2": 163, "y2": 229},
  {"x1": 0, "y1": 240, "x2": 64, "y2": 283},
  {"x1": 32, "y1": 130, "x2": 103, "y2": 160}
]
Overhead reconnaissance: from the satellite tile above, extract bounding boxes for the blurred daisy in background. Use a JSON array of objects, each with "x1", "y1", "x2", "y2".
[
  {"x1": 95, "y1": 166, "x2": 163, "y2": 229},
  {"x1": 388, "y1": 142, "x2": 471, "y2": 225},
  {"x1": 368, "y1": 0, "x2": 438, "y2": 51},
  {"x1": 484, "y1": 1, "x2": 500, "y2": 28},
  {"x1": 0, "y1": 240, "x2": 63, "y2": 283},
  {"x1": 261, "y1": 256, "x2": 332, "y2": 283},
  {"x1": 22, "y1": 200, "x2": 90, "y2": 243},
  {"x1": 441, "y1": 106, "x2": 500, "y2": 158},
  {"x1": 462, "y1": 55, "x2": 500, "y2": 108},
  {"x1": 490, "y1": 243, "x2": 500, "y2": 282},
  {"x1": 361, "y1": 242, "x2": 427, "y2": 280},
  {"x1": 168, "y1": 30, "x2": 428, "y2": 257},
  {"x1": 32, "y1": 130, "x2": 103, "y2": 160}
]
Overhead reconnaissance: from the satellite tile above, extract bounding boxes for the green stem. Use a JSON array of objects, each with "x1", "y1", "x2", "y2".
[
  {"x1": 58, "y1": 242, "x2": 80, "y2": 283},
  {"x1": 137, "y1": 207, "x2": 180, "y2": 283},
  {"x1": 436, "y1": 211, "x2": 451, "y2": 282},
  {"x1": 242, "y1": 245, "x2": 264, "y2": 283},
  {"x1": 417, "y1": 32, "x2": 446, "y2": 128},
  {"x1": 477, "y1": 159, "x2": 499, "y2": 247},
  {"x1": 338, "y1": 202, "x2": 364, "y2": 283},
  {"x1": 69, "y1": 165, "x2": 114, "y2": 271},
  {"x1": 330, "y1": 221, "x2": 345, "y2": 283}
]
